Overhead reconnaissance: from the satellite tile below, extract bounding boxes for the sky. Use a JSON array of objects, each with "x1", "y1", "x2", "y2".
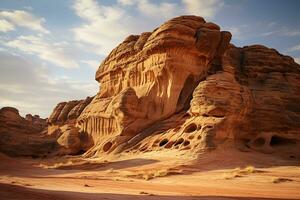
[{"x1": 0, "y1": 0, "x2": 300, "y2": 118}]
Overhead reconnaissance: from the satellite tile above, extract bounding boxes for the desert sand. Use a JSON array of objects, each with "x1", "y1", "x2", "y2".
[{"x1": 1, "y1": 141, "x2": 299, "y2": 200}]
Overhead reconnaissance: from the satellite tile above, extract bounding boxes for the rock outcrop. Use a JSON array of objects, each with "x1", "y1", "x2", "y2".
[
  {"x1": 71, "y1": 16, "x2": 299, "y2": 157},
  {"x1": 0, "y1": 107, "x2": 55, "y2": 157},
  {"x1": 76, "y1": 16, "x2": 234, "y2": 156},
  {"x1": 2, "y1": 16, "x2": 299, "y2": 158},
  {"x1": 47, "y1": 97, "x2": 94, "y2": 155}
]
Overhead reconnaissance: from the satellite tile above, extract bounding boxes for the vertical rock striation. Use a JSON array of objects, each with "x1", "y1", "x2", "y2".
[{"x1": 5, "y1": 15, "x2": 298, "y2": 158}]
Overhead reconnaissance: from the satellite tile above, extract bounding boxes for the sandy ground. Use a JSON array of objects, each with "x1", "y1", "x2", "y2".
[{"x1": 1, "y1": 145, "x2": 300, "y2": 200}]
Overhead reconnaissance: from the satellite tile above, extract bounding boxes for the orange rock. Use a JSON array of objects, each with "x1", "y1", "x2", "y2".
[
  {"x1": 76, "y1": 16, "x2": 299, "y2": 156},
  {"x1": 2, "y1": 15, "x2": 300, "y2": 158},
  {"x1": 0, "y1": 107, "x2": 52, "y2": 157},
  {"x1": 77, "y1": 15, "x2": 234, "y2": 155}
]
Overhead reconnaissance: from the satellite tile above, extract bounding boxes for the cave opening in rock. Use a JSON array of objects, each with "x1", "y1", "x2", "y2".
[
  {"x1": 165, "y1": 141, "x2": 175, "y2": 148},
  {"x1": 270, "y1": 136, "x2": 296, "y2": 146},
  {"x1": 184, "y1": 123, "x2": 197, "y2": 133},
  {"x1": 103, "y1": 142, "x2": 113, "y2": 152},
  {"x1": 74, "y1": 149, "x2": 86, "y2": 155},
  {"x1": 183, "y1": 140, "x2": 190, "y2": 146},
  {"x1": 159, "y1": 139, "x2": 169, "y2": 147},
  {"x1": 176, "y1": 75, "x2": 198, "y2": 112},
  {"x1": 174, "y1": 138, "x2": 184, "y2": 146}
]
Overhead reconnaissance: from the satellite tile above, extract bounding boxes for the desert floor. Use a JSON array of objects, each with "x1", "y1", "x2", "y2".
[{"x1": 1, "y1": 144, "x2": 300, "y2": 200}]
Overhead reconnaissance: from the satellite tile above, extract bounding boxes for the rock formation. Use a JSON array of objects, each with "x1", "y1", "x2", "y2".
[
  {"x1": 72, "y1": 16, "x2": 299, "y2": 157},
  {"x1": 47, "y1": 97, "x2": 94, "y2": 155},
  {"x1": 1, "y1": 15, "x2": 299, "y2": 158},
  {"x1": 0, "y1": 107, "x2": 54, "y2": 157}
]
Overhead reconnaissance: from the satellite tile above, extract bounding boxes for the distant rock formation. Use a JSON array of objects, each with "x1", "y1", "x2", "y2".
[
  {"x1": 0, "y1": 107, "x2": 54, "y2": 157},
  {"x1": 0, "y1": 107, "x2": 46, "y2": 135}
]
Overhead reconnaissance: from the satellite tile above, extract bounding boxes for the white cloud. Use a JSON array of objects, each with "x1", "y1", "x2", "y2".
[
  {"x1": 136, "y1": 0, "x2": 178, "y2": 19},
  {"x1": 72, "y1": 0, "x2": 225, "y2": 57},
  {"x1": 226, "y1": 26, "x2": 242, "y2": 40},
  {"x1": 120, "y1": 0, "x2": 223, "y2": 19},
  {"x1": 284, "y1": 30, "x2": 300, "y2": 36},
  {"x1": 118, "y1": 0, "x2": 136, "y2": 6},
  {"x1": 81, "y1": 59, "x2": 100, "y2": 69},
  {"x1": 267, "y1": 22, "x2": 276, "y2": 28},
  {"x1": 262, "y1": 26, "x2": 300, "y2": 37},
  {"x1": 0, "y1": 19, "x2": 15, "y2": 32},
  {"x1": 294, "y1": 57, "x2": 300, "y2": 64},
  {"x1": 0, "y1": 52, "x2": 97, "y2": 117},
  {"x1": 0, "y1": 10, "x2": 49, "y2": 34},
  {"x1": 4, "y1": 35, "x2": 78, "y2": 69},
  {"x1": 288, "y1": 44, "x2": 300, "y2": 52},
  {"x1": 72, "y1": 0, "x2": 132, "y2": 55},
  {"x1": 182, "y1": 0, "x2": 224, "y2": 19}
]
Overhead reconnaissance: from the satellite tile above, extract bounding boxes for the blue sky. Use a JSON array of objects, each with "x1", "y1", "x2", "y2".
[{"x1": 0, "y1": 0, "x2": 300, "y2": 117}]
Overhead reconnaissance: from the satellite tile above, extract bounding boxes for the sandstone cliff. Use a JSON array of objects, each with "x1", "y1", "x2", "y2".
[
  {"x1": 2, "y1": 15, "x2": 299, "y2": 158},
  {"x1": 71, "y1": 16, "x2": 299, "y2": 157},
  {"x1": 0, "y1": 107, "x2": 54, "y2": 157},
  {"x1": 47, "y1": 96, "x2": 94, "y2": 155}
]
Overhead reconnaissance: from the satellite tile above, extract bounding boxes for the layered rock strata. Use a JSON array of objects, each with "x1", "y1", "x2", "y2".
[
  {"x1": 47, "y1": 97, "x2": 94, "y2": 154},
  {"x1": 3, "y1": 15, "x2": 299, "y2": 158},
  {"x1": 72, "y1": 16, "x2": 300, "y2": 157},
  {"x1": 0, "y1": 107, "x2": 53, "y2": 157}
]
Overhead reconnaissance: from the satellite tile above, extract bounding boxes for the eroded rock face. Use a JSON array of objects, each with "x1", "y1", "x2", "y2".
[
  {"x1": 75, "y1": 16, "x2": 299, "y2": 157},
  {"x1": 57, "y1": 126, "x2": 92, "y2": 155},
  {"x1": 48, "y1": 97, "x2": 93, "y2": 125},
  {"x1": 3, "y1": 15, "x2": 299, "y2": 158},
  {"x1": 223, "y1": 45, "x2": 300, "y2": 153},
  {"x1": 47, "y1": 97, "x2": 94, "y2": 155},
  {"x1": 77, "y1": 16, "x2": 233, "y2": 156},
  {"x1": 0, "y1": 107, "x2": 54, "y2": 157}
]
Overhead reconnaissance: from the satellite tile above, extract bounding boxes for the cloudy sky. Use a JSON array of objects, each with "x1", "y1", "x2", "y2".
[{"x1": 0, "y1": 0, "x2": 300, "y2": 118}]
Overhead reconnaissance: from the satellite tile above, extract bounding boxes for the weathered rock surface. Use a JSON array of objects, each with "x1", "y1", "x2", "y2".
[
  {"x1": 77, "y1": 16, "x2": 235, "y2": 156},
  {"x1": 0, "y1": 107, "x2": 56, "y2": 157},
  {"x1": 75, "y1": 16, "x2": 299, "y2": 157},
  {"x1": 48, "y1": 96, "x2": 93, "y2": 125},
  {"x1": 1, "y1": 16, "x2": 299, "y2": 158},
  {"x1": 46, "y1": 96, "x2": 94, "y2": 155}
]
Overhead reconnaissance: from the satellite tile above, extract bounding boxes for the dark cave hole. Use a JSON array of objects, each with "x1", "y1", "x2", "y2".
[
  {"x1": 176, "y1": 75, "x2": 198, "y2": 111},
  {"x1": 103, "y1": 141, "x2": 113, "y2": 152},
  {"x1": 76, "y1": 149, "x2": 86, "y2": 155},
  {"x1": 270, "y1": 136, "x2": 296, "y2": 146},
  {"x1": 184, "y1": 123, "x2": 197, "y2": 133},
  {"x1": 174, "y1": 138, "x2": 184, "y2": 146},
  {"x1": 183, "y1": 140, "x2": 190, "y2": 146},
  {"x1": 159, "y1": 139, "x2": 169, "y2": 147},
  {"x1": 165, "y1": 141, "x2": 175, "y2": 149}
]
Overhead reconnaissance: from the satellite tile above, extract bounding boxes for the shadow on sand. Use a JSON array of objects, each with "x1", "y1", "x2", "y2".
[
  {"x1": 0, "y1": 183, "x2": 293, "y2": 200},
  {"x1": 55, "y1": 158, "x2": 159, "y2": 170}
]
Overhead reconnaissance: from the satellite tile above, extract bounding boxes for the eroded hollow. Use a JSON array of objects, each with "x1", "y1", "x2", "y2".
[
  {"x1": 270, "y1": 136, "x2": 296, "y2": 146},
  {"x1": 74, "y1": 149, "x2": 86, "y2": 155},
  {"x1": 184, "y1": 123, "x2": 197, "y2": 133},
  {"x1": 165, "y1": 141, "x2": 175, "y2": 148},
  {"x1": 103, "y1": 141, "x2": 113, "y2": 152},
  {"x1": 159, "y1": 139, "x2": 169, "y2": 147},
  {"x1": 183, "y1": 140, "x2": 190, "y2": 146},
  {"x1": 174, "y1": 138, "x2": 184, "y2": 146},
  {"x1": 176, "y1": 75, "x2": 198, "y2": 111}
]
